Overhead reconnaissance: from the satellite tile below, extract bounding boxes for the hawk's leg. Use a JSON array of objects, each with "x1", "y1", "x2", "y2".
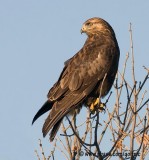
[{"x1": 90, "y1": 98, "x2": 105, "y2": 113}]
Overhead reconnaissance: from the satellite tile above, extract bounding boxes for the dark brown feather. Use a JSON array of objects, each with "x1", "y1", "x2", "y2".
[{"x1": 49, "y1": 118, "x2": 63, "y2": 142}]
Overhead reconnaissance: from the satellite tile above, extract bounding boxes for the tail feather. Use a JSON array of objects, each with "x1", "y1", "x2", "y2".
[
  {"x1": 42, "y1": 92, "x2": 86, "y2": 140},
  {"x1": 32, "y1": 100, "x2": 53, "y2": 124},
  {"x1": 42, "y1": 109, "x2": 63, "y2": 137},
  {"x1": 49, "y1": 118, "x2": 63, "y2": 142}
]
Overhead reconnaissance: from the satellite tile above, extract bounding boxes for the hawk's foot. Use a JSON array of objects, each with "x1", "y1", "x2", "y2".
[{"x1": 90, "y1": 98, "x2": 105, "y2": 113}]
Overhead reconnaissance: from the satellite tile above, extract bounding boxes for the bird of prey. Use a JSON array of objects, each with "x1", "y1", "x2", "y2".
[{"x1": 32, "y1": 17, "x2": 120, "y2": 142}]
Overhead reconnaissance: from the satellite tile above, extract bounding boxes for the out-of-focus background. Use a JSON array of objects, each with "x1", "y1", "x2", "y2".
[{"x1": 0, "y1": 1, "x2": 149, "y2": 159}]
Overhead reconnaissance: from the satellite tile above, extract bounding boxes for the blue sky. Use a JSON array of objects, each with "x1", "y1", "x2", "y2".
[{"x1": 0, "y1": 1, "x2": 149, "y2": 159}]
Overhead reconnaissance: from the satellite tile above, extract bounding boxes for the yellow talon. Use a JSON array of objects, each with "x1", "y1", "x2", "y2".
[
  {"x1": 94, "y1": 98, "x2": 100, "y2": 106},
  {"x1": 90, "y1": 103, "x2": 95, "y2": 111},
  {"x1": 99, "y1": 103, "x2": 105, "y2": 108},
  {"x1": 90, "y1": 98, "x2": 100, "y2": 112},
  {"x1": 90, "y1": 98, "x2": 105, "y2": 113}
]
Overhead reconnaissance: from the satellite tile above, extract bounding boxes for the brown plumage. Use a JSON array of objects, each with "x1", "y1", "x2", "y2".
[{"x1": 32, "y1": 17, "x2": 120, "y2": 141}]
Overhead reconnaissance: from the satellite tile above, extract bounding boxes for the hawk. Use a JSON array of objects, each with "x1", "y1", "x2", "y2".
[{"x1": 32, "y1": 17, "x2": 120, "y2": 141}]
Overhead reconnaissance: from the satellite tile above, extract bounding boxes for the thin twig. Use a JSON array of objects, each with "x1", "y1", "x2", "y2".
[{"x1": 61, "y1": 123, "x2": 72, "y2": 159}]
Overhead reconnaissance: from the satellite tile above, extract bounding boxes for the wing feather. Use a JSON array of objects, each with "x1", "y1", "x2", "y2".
[
  {"x1": 42, "y1": 40, "x2": 119, "y2": 139},
  {"x1": 42, "y1": 81, "x2": 98, "y2": 137}
]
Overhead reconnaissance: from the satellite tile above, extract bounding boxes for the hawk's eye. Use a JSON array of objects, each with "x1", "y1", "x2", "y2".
[{"x1": 86, "y1": 22, "x2": 93, "y2": 26}]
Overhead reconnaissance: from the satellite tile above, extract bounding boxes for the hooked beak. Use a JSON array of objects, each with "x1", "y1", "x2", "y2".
[
  {"x1": 80, "y1": 25, "x2": 86, "y2": 34},
  {"x1": 80, "y1": 29, "x2": 84, "y2": 34}
]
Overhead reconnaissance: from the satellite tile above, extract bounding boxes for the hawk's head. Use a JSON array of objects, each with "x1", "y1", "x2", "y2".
[{"x1": 81, "y1": 17, "x2": 115, "y2": 37}]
